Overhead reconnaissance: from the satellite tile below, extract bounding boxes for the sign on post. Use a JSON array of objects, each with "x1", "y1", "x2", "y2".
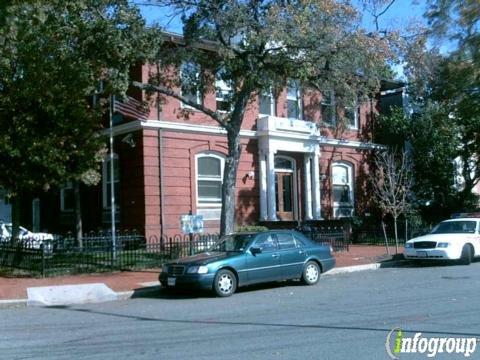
[{"x1": 180, "y1": 214, "x2": 204, "y2": 234}]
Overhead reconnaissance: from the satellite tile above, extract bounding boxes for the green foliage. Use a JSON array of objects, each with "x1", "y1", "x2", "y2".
[
  {"x1": 0, "y1": 0, "x2": 159, "y2": 195},
  {"x1": 374, "y1": 106, "x2": 410, "y2": 149},
  {"x1": 235, "y1": 225, "x2": 269, "y2": 233}
]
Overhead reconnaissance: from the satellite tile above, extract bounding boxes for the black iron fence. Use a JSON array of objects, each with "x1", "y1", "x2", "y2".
[
  {"x1": 0, "y1": 232, "x2": 219, "y2": 277},
  {"x1": 296, "y1": 225, "x2": 349, "y2": 252},
  {"x1": 0, "y1": 227, "x2": 354, "y2": 277}
]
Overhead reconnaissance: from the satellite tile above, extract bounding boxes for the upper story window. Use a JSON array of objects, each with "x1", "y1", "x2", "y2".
[
  {"x1": 259, "y1": 88, "x2": 276, "y2": 116},
  {"x1": 196, "y1": 153, "x2": 225, "y2": 206},
  {"x1": 321, "y1": 90, "x2": 335, "y2": 126},
  {"x1": 60, "y1": 182, "x2": 74, "y2": 212},
  {"x1": 215, "y1": 70, "x2": 233, "y2": 112},
  {"x1": 180, "y1": 61, "x2": 202, "y2": 107},
  {"x1": 102, "y1": 154, "x2": 120, "y2": 210},
  {"x1": 287, "y1": 80, "x2": 303, "y2": 119},
  {"x1": 344, "y1": 96, "x2": 359, "y2": 129},
  {"x1": 332, "y1": 162, "x2": 354, "y2": 218}
]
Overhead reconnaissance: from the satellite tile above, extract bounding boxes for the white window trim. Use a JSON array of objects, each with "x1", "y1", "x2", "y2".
[
  {"x1": 215, "y1": 71, "x2": 233, "y2": 113},
  {"x1": 321, "y1": 90, "x2": 336, "y2": 126},
  {"x1": 60, "y1": 181, "x2": 74, "y2": 212},
  {"x1": 345, "y1": 97, "x2": 359, "y2": 130},
  {"x1": 196, "y1": 152, "x2": 225, "y2": 209},
  {"x1": 102, "y1": 154, "x2": 119, "y2": 210},
  {"x1": 287, "y1": 80, "x2": 303, "y2": 120},
  {"x1": 180, "y1": 62, "x2": 202, "y2": 109},
  {"x1": 259, "y1": 88, "x2": 276, "y2": 116},
  {"x1": 332, "y1": 162, "x2": 354, "y2": 218}
]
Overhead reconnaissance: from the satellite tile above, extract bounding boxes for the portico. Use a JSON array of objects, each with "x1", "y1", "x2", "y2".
[{"x1": 257, "y1": 116, "x2": 322, "y2": 222}]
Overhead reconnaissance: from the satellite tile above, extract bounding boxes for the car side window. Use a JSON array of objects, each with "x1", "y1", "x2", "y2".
[
  {"x1": 293, "y1": 233, "x2": 306, "y2": 247},
  {"x1": 253, "y1": 234, "x2": 277, "y2": 252},
  {"x1": 277, "y1": 233, "x2": 296, "y2": 250}
]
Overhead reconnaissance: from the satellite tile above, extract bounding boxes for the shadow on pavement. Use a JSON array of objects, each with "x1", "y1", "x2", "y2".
[
  {"x1": 46, "y1": 304, "x2": 480, "y2": 338},
  {"x1": 380, "y1": 255, "x2": 480, "y2": 269},
  {"x1": 131, "y1": 280, "x2": 305, "y2": 300}
]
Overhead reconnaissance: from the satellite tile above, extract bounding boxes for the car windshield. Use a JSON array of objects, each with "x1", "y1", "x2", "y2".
[
  {"x1": 209, "y1": 234, "x2": 255, "y2": 252},
  {"x1": 431, "y1": 221, "x2": 477, "y2": 234}
]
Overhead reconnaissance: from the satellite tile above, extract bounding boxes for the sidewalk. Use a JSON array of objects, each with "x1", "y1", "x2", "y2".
[{"x1": 0, "y1": 245, "x2": 403, "y2": 302}]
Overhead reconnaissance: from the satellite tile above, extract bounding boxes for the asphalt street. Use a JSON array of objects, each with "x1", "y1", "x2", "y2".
[{"x1": 1, "y1": 262, "x2": 479, "y2": 360}]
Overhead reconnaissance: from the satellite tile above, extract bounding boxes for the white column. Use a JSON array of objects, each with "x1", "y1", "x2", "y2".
[
  {"x1": 312, "y1": 148, "x2": 321, "y2": 219},
  {"x1": 266, "y1": 150, "x2": 277, "y2": 221},
  {"x1": 259, "y1": 150, "x2": 268, "y2": 221},
  {"x1": 303, "y1": 154, "x2": 312, "y2": 220}
]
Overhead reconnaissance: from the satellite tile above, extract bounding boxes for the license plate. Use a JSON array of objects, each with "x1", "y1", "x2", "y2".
[
  {"x1": 417, "y1": 251, "x2": 427, "y2": 258},
  {"x1": 167, "y1": 277, "x2": 176, "y2": 286}
]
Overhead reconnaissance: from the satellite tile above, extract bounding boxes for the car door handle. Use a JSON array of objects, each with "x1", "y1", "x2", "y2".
[
  {"x1": 298, "y1": 250, "x2": 305, "y2": 255},
  {"x1": 272, "y1": 253, "x2": 280, "y2": 259}
]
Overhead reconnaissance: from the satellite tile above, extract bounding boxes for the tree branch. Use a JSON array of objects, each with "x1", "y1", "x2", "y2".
[{"x1": 131, "y1": 81, "x2": 228, "y2": 127}]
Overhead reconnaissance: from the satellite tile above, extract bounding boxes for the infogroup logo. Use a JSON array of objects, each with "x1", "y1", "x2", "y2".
[{"x1": 385, "y1": 328, "x2": 478, "y2": 359}]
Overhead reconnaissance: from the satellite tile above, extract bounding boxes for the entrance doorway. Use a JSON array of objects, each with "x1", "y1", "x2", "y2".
[
  {"x1": 275, "y1": 172, "x2": 294, "y2": 220},
  {"x1": 274, "y1": 156, "x2": 296, "y2": 221}
]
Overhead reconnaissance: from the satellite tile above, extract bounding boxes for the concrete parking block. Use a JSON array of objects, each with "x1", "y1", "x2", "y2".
[{"x1": 27, "y1": 283, "x2": 117, "y2": 307}]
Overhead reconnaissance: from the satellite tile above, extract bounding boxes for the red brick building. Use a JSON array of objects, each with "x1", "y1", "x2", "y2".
[{"x1": 13, "y1": 57, "x2": 403, "y2": 239}]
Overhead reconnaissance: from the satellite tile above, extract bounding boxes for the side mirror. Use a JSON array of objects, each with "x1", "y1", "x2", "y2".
[{"x1": 250, "y1": 246, "x2": 262, "y2": 255}]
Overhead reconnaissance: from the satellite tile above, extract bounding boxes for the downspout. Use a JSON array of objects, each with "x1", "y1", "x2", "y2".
[
  {"x1": 158, "y1": 128, "x2": 165, "y2": 238},
  {"x1": 157, "y1": 92, "x2": 165, "y2": 239}
]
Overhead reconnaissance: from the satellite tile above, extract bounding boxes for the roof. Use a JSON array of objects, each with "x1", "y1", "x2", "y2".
[{"x1": 380, "y1": 79, "x2": 405, "y2": 91}]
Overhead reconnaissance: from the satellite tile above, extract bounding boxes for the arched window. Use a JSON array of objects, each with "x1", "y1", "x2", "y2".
[
  {"x1": 102, "y1": 154, "x2": 120, "y2": 209},
  {"x1": 196, "y1": 153, "x2": 225, "y2": 219},
  {"x1": 332, "y1": 162, "x2": 354, "y2": 218}
]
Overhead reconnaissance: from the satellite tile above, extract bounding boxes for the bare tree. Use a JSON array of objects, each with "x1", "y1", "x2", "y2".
[{"x1": 370, "y1": 149, "x2": 414, "y2": 254}]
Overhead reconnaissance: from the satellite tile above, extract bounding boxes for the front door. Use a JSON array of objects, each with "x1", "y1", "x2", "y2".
[{"x1": 275, "y1": 172, "x2": 294, "y2": 220}]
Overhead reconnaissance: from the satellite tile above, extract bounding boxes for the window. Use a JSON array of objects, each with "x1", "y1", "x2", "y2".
[
  {"x1": 344, "y1": 96, "x2": 359, "y2": 129},
  {"x1": 253, "y1": 234, "x2": 277, "y2": 252},
  {"x1": 60, "y1": 182, "x2": 74, "y2": 212},
  {"x1": 102, "y1": 155, "x2": 120, "y2": 209},
  {"x1": 180, "y1": 61, "x2": 202, "y2": 107},
  {"x1": 215, "y1": 70, "x2": 233, "y2": 112},
  {"x1": 287, "y1": 80, "x2": 303, "y2": 119},
  {"x1": 332, "y1": 162, "x2": 354, "y2": 218},
  {"x1": 321, "y1": 90, "x2": 335, "y2": 125},
  {"x1": 196, "y1": 152, "x2": 225, "y2": 208},
  {"x1": 276, "y1": 233, "x2": 296, "y2": 250},
  {"x1": 259, "y1": 88, "x2": 275, "y2": 116}
]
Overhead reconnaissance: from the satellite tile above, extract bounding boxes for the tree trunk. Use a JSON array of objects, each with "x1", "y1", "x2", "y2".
[
  {"x1": 381, "y1": 219, "x2": 390, "y2": 256},
  {"x1": 73, "y1": 181, "x2": 83, "y2": 249},
  {"x1": 393, "y1": 215, "x2": 399, "y2": 254},
  {"x1": 220, "y1": 127, "x2": 242, "y2": 236},
  {"x1": 11, "y1": 193, "x2": 21, "y2": 242}
]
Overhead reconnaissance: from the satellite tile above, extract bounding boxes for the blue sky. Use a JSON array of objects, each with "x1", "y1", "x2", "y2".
[{"x1": 136, "y1": 0, "x2": 428, "y2": 34}]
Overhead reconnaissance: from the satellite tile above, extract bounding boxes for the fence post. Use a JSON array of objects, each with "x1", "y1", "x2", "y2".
[
  {"x1": 189, "y1": 232, "x2": 194, "y2": 256},
  {"x1": 41, "y1": 243, "x2": 45, "y2": 278}
]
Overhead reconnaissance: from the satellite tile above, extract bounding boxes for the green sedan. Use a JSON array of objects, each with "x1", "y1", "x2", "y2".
[{"x1": 159, "y1": 230, "x2": 336, "y2": 297}]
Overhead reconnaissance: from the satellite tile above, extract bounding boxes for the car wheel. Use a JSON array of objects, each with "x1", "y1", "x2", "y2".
[
  {"x1": 302, "y1": 261, "x2": 321, "y2": 285},
  {"x1": 460, "y1": 245, "x2": 472, "y2": 265},
  {"x1": 213, "y1": 269, "x2": 237, "y2": 297}
]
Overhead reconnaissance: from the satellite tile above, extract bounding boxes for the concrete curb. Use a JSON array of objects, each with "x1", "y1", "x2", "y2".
[
  {"x1": 0, "y1": 299, "x2": 27, "y2": 309},
  {"x1": 0, "y1": 260, "x2": 410, "y2": 308}
]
